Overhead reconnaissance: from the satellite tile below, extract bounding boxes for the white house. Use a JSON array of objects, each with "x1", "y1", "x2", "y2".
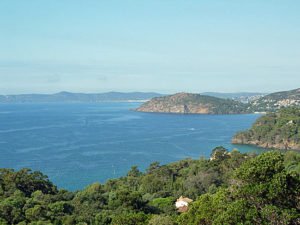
[{"x1": 175, "y1": 196, "x2": 193, "y2": 212}]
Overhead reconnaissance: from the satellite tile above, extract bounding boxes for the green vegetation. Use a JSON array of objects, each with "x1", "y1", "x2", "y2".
[
  {"x1": 0, "y1": 148, "x2": 299, "y2": 224},
  {"x1": 179, "y1": 151, "x2": 300, "y2": 224},
  {"x1": 232, "y1": 107, "x2": 300, "y2": 150}
]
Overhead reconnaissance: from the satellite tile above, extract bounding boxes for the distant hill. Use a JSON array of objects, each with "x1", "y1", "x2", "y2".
[
  {"x1": 250, "y1": 88, "x2": 300, "y2": 112},
  {"x1": 136, "y1": 92, "x2": 251, "y2": 114},
  {"x1": 202, "y1": 92, "x2": 266, "y2": 103},
  {"x1": 2, "y1": 88, "x2": 299, "y2": 110},
  {"x1": 232, "y1": 107, "x2": 300, "y2": 150},
  {"x1": 0, "y1": 92, "x2": 163, "y2": 103}
]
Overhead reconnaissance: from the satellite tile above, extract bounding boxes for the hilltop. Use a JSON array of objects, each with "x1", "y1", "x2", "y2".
[
  {"x1": 136, "y1": 92, "x2": 251, "y2": 114},
  {"x1": 232, "y1": 107, "x2": 300, "y2": 150},
  {"x1": 250, "y1": 88, "x2": 300, "y2": 112}
]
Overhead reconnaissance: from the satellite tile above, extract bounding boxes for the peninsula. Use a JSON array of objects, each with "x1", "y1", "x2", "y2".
[{"x1": 136, "y1": 92, "x2": 251, "y2": 114}]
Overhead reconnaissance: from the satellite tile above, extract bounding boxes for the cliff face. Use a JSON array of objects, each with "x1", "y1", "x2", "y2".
[
  {"x1": 136, "y1": 93, "x2": 250, "y2": 114},
  {"x1": 232, "y1": 107, "x2": 300, "y2": 150}
]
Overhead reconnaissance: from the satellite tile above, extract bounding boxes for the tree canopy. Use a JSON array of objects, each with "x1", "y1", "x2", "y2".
[{"x1": 0, "y1": 149, "x2": 299, "y2": 224}]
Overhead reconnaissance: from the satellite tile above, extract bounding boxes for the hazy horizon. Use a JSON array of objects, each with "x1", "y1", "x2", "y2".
[
  {"x1": 0, "y1": 90, "x2": 276, "y2": 96},
  {"x1": 1, "y1": 1, "x2": 299, "y2": 94}
]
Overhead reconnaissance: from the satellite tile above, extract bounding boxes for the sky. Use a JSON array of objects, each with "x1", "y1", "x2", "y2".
[{"x1": 0, "y1": 0, "x2": 299, "y2": 94}]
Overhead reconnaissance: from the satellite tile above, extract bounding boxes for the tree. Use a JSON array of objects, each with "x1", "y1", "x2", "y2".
[
  {"x1": 111, "y1": 212, "x2": 149, "y2": 225},
  {"x1": 146, "y1": 162, "x2": 161, "y2": 173},
  {"x1": 127, "y1": 166, "x2": 141, "y2": 177},
  {"x1": 148, "y1": 215, "x2": 176, "y2": 225},
  {"x1": 210, "y1": 146, "x2": 230, "y2": 161},
  {"x1": 178, "y1": 151, "x2": 300, "y2": 225}
]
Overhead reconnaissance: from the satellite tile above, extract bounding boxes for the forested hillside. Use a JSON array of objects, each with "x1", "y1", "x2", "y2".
[
  {"x1": 232, "y1": 107, "x2": 300, "y2": 150},
  {"x1": 0, "y1": 148, "x2": 299, "y2": 224}
]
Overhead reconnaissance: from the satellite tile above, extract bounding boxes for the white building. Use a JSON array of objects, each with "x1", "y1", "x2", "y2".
[{"x1": 175, "y1": 196, "x2": 193, "y2": 212}]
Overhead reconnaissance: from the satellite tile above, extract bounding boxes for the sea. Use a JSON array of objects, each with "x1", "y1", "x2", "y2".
[{"x1": 0, "y1": 102, "x2": 265, "y2": 190}]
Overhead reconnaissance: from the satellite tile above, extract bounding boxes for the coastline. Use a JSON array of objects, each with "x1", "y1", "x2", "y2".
[{"x1": 232, "y1": 141, "x2": 300, "y2": 151}]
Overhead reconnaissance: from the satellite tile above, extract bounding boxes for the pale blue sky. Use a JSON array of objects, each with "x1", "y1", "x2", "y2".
[{"x1": 0, "y1": 0, "x2": 299, "y2": 94}]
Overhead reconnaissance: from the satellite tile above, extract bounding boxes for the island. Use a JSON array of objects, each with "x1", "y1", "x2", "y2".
[
  {"x1": 135, "y1": 92, "x2": 251, "y2": 114},
  {"x1": 232, "y1": 107, "x2": 300, "y2": 150}
]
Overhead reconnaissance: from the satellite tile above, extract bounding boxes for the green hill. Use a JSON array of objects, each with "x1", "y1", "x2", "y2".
[
  {"x1": 232, "y1": 107, "x2": 300, "y2": 150},
  {"x1": 136, "y1": 92, "x2": 251, "y2": 114}
]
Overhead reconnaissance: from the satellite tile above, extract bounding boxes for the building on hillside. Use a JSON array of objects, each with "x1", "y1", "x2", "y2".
[{"x1": 175, "y1": 196, "x2": 193, "y2": 212}]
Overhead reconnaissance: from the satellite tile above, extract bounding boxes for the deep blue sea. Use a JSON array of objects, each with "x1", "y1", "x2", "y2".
[{"x1": 0, "y1": 102, "x2": 264, "y2": 190}]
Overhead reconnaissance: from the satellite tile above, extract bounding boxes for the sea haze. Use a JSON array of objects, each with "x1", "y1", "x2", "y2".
[{"x1": 0, "y1": 102, "x2": 264, "y2": 190}]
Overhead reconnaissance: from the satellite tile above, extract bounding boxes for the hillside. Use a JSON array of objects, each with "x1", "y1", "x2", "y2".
[
  {"x1": 250, "y1": 88, "x2": 300, "y2": 112},
  {"x1": 0, "y1": 149, "x2": 299, "y2": 224},
  {"x1": 136, "y1": 93, "x2": 251, "y2": 114},
  {"x1": 0, "y1": 92, "x2": 163, "y2": 103},
  {"x1": 202, "y1": 92, "x2": 266, "y2": 103},
  {"x1": 232, "y1": 107, "x2": 300, "y2": 150}
]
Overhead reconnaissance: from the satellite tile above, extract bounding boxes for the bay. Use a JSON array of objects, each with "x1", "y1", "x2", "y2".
[{"x1": 0, "y1": 102, "x2": 264, "y2": 190}]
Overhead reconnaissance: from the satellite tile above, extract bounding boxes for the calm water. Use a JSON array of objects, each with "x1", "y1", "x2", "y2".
[{"x1": 0, "y1": 103, "x2": 264, "y2": 190}]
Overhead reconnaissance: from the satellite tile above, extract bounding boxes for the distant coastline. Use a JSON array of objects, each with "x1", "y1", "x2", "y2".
[
  {"x1": 0, "y1": 91, "x2": 267, "y2": 104},
  {"x1": 0, "y1": 92, "x2": 163, "y2": 103}
]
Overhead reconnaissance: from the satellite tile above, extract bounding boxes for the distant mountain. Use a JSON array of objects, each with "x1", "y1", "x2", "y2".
[
  {"x1": 136, "y1": 92, "x2": 251, "y2": 114},
  {"x1": 201, "y1": 92, "x2": 266, "y2": 103},
  {"x1": 0, "y1": 92, "x2": 164, "y2": 103},
  {"x1": 232, "y1": 107, "x2": 300, "y2": 150},
  {"x1": 250, "y1": 88, "x2": 300, "y2": 112}
]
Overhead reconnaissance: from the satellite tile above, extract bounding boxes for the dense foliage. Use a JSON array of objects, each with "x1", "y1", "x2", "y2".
[
  {"x1": 233, "y1": 107, "x2": 300, "y2": 150},
  {"x1": 0, "y1": 148, "x2": 299, "y2": 224},
  {"x1": 179, "y1": 151, "x2": 300, "y2": 224}
]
